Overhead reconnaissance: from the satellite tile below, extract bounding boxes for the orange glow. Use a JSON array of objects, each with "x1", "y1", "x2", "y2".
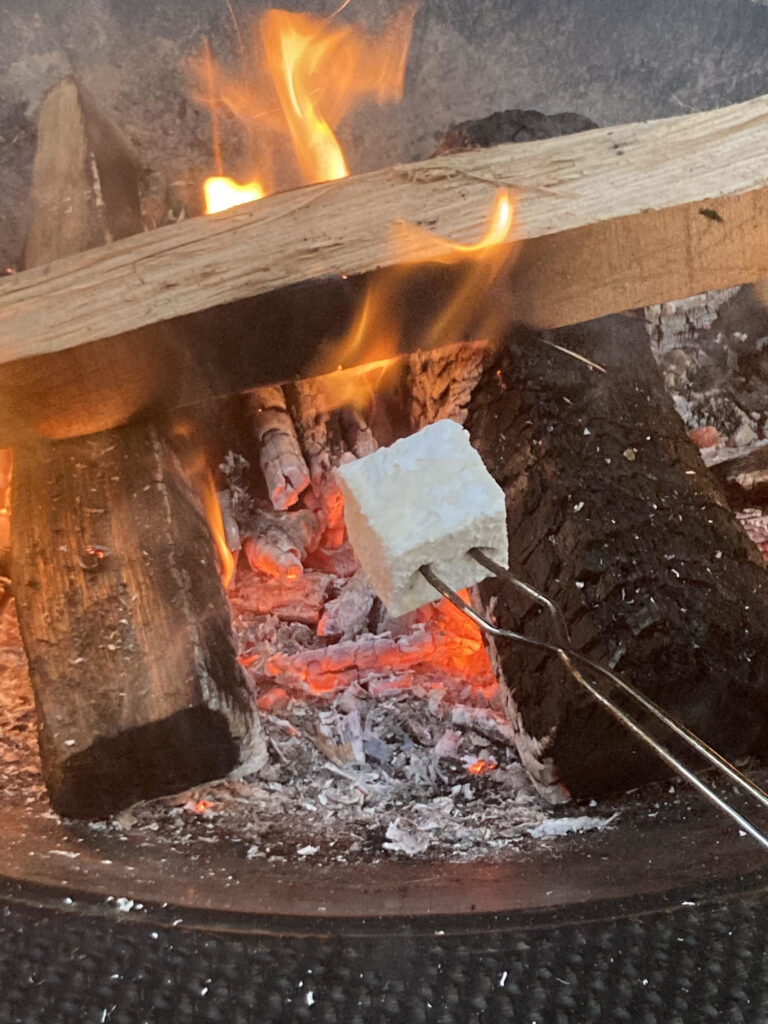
[
  {"x1": 194, "y1": 799, "x2": 214, "y2": 813},
  {"x1": 467, "y1": 759, "x2": 497, "y2": 776},
  {"x1": 194, "y1": 6, "x2": 414, "y2": 211},
  {"x1": 201, "y1": 469, "x2": 236, "y2": 590},
  {"x1": 170, "y1": 418, "x2": 236, "y2": 590},
  {"x1": 403, "y1": 191, "x2": 515, "y2": 260},
  {"x1": 0, "y1": 448, "x2": 12, "y2": 517},
  {"x1": 308, "y1": 357, "x2": 399, "y2": 414},
  {"x1": 203, "y1": 175, "x2": 265, "y2": 214},
  {"x1": 395, "y1": 189, "x2": 517, "y2": 355},
  {"x1": 310, "y1": 189, "x2": 517, "y2": 397}
]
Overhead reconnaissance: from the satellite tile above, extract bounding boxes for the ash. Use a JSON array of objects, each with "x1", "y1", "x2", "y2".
[
  {"x1": 646, "y1": 286, "x2": 768, "y2": 464},
  {"x1": 121, "y1": 557, "x2": 576, "y2": 862},
  {"x1": 155, "y1": 680, "x2": 559, "y2": 863}
]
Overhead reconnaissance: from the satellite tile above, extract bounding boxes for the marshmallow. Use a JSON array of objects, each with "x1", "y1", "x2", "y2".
[{"x1": 336, "y1": 419, "x2": 508, "y2": 617}]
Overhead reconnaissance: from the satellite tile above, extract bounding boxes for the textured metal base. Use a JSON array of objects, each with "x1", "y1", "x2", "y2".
[
  {"x1": 2, "y1": 870, "x2": 768, "y2": 1023},
  {"x1": 1, "y1": 776, "x2": 768, "y2": 1022}
]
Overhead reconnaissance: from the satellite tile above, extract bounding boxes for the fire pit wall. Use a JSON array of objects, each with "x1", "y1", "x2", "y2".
[{"x1": 3, "y1": 0, "x2": 768, "y2": 270}]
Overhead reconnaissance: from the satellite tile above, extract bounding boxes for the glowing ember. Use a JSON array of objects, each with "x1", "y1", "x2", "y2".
[
  {"x1": 187, "y1": 8, "x2": 514, "y2": 706},
  {"x1": 467, "y1": 759, "x2": 497, "y2": 776},
  {"x1": 203, "y1": 175, "x2": 264, "y2": 214}
]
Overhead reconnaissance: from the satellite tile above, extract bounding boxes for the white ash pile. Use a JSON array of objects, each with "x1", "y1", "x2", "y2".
[
  {"x1": 645, "y1": 286, "x2": 768, "y2": 564},
  {"x1": 646, "y1": 286, "x2": 768, "y2": 466},
  {"x1": 105, "y1": 674, "x2": 620, "y2": 862}
]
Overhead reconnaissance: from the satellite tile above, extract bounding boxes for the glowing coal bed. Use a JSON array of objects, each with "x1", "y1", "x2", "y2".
[
  {"x1": 0, "y1": 584, "x2": 620, "y2": 864},
  {"x1": 0, "y1": 411, "x2": 629, "y2": 865}
]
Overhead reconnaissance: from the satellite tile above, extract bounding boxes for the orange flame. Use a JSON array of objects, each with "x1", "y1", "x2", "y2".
[
  {"x1": 201, "y1": 470, "x2": 236, "y2": 590},
  {"x1": 194, "y1": 8, "x2": 516, "y2": 418},
  {"x1": 171, "y1": 419, "x2": 236, "y2": 590},
  {"x1": 313, "y1": 189, "x2": 517, "y2": 408},
  {"x1": 467, "y1": 759, "x2": 497, "y2": 776},
  {"x1": 203, "y1": 175, "x2": 265, "y2": 214},
  {"x1": 195, "y1": 6, "x2": 415, "y2": 212}
]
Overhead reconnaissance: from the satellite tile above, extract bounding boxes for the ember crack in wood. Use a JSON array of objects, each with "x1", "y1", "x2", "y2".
[
  {"x1": 4, "y1": 93, "x2": 768, "y2": 437},
  {"x1": 10, "y1": 78, "x2": 264, "y2": 819}
]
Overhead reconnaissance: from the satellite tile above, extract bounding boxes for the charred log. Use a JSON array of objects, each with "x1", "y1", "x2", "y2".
[
  {"x1": 248, "y1": 385, "x2": 310, "y2": 510},
  {"x1": 466, "y1": 315, "x2": 768, "y2": 799},
  {"x1": 10, "y1": 77, "x2": 263, "y2": 819}
]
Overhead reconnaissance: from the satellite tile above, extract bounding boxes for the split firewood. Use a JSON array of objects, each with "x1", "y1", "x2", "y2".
[
  {"x1": 421, "y1": 108, "x2": 768, "y2": 802},
  {"x1": 467, "y1": 315, "x2": 768, "y2": 801},
  {"x1": 8, "y1": 89, "x2": 768, "y2": 426},
  {"x1": 248, "y1": 385, "x2": 310, "y2": 509},
  {"x1": 10, "y1": 78, "x2": 264, "y2": 819}
]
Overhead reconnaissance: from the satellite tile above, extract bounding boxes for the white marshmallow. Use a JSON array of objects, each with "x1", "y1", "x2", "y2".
[{"x1": 336, "y1": 419, "x2": 508, "y2": 617}]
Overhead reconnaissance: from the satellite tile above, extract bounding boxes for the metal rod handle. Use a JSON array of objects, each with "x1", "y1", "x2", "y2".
[{"x1": 419, "y1": 561, "x2": 768, "y2": 853}]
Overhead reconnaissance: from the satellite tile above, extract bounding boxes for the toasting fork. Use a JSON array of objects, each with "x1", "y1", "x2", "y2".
[{"x1": 421, "y1": 548, "x2": 768, "y2": 852}]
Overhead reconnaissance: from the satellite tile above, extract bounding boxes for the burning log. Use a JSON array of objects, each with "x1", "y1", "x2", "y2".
[
  {"x1": 10, "y1": 78, "x2": 264, "y2": 819},
  {"x1": 4, "y1": 93, "x2": 768, "y2": 438},
  {"x1": 248, "y1": 385, "x2": 310, "y2": 509},
  {"x1": 392, "y1": 108, "x2": 768, "y2": 800},
  {"x1": 466, "y1": 314, "x2": 768, "y2": 799}
]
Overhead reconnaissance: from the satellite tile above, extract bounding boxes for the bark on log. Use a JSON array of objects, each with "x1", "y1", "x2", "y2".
[
  {"x1": 466, "y1": 316, "x2": 768, "y2": 799},
  {"x1": 4, "y1": 92, "x2": 768, "y2": 438},
  {"x1": 10, "y1": 78, "x2": 263, "y2": 819}
]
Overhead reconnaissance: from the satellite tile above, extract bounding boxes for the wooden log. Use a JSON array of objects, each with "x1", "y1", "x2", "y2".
[
  {"x1": 0, "y1": 77, "x2": 178, "y2": 442},
  {"x1": 465, "y1": 315, "x2": 768, "y2": 800},
  {"x1": 10, "y1": 78, "x2": 264, "y2": 819},
  {"x1": 248, "y1": 386, "x2": 310, "y2": 510},
  {"x1": 4, "y1": 92, "x2": 768, "y2": 437}
]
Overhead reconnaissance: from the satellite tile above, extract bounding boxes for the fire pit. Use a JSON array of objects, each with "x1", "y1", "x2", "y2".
[{"x1": 3, "y1": 0, "x2": 768, "y2": 1020}]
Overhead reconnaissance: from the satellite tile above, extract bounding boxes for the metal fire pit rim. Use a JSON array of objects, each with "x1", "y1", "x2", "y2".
[{"x1": 0, "y1": 856, "x2": 766, "y2": 942}]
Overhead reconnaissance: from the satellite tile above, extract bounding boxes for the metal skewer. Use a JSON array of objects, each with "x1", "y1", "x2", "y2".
[{"x1": 420, "y1": 552, "x2": 768, "y2": 852}]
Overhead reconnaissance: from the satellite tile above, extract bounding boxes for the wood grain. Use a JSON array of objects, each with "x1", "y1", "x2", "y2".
[
  {"x1": 10, "y1": 78, "x2": 262, "y2": 819},
  {"x1": 3, "y1": 91, "x2": 768, "y2": 365}
]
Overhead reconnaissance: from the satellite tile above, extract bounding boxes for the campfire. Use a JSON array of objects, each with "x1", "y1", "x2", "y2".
[{"x1": 1, "y1": 2, "x2": 768, "y2": 863}]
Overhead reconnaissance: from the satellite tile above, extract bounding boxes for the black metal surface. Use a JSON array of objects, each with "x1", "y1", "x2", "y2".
[
  {"x1": 3, "y1": 764, "x2": 768, "y2": 1021},
  {"x1": 1, "y1": 870, "x2": 768, "y2": 1023}
]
